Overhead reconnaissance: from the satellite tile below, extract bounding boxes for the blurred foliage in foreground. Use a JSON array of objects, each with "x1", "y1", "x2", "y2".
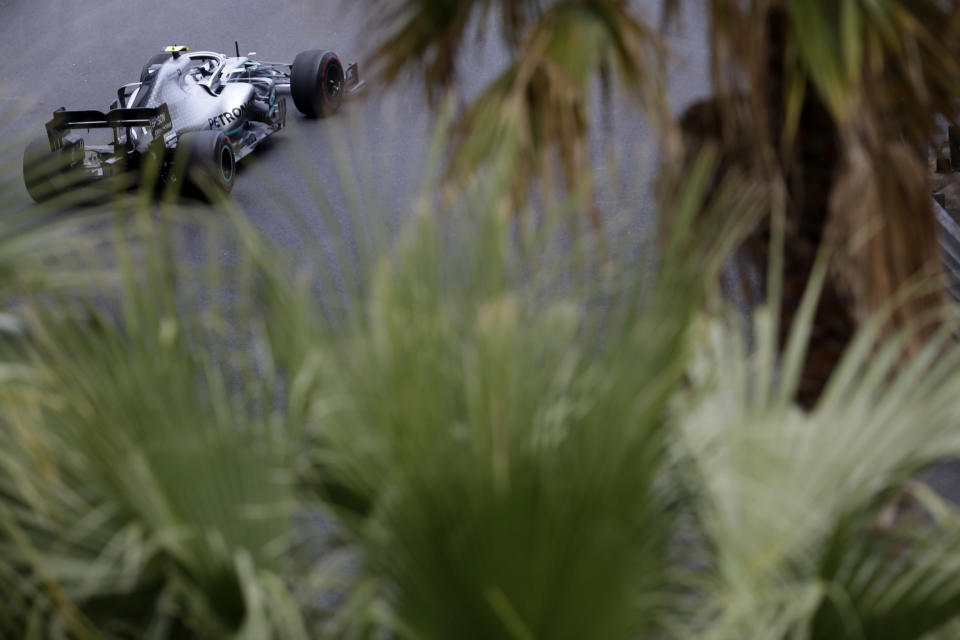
[
  {"x1": 3, "y1": 0, "x2": 960, "y2": 635},
  {"x1": 2, "y1": 100, "x2": 960, "y2": 638}
]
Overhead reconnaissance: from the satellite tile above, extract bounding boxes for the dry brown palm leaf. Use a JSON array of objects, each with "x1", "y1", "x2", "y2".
[
  {"x1": 368, "y1": 0, "x2": 545, "y2": 104},
  {"x1": 827, "y1": 134, "x2": 946, "y2": 347},
  {"x1": 368, "y1": 1, "x2": 667, "y2": 228},
  {"x1": 446, "y1": 1, "x2": 665, "y2": 225}
]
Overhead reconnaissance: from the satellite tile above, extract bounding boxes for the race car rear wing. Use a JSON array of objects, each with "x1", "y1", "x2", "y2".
[{"x1": 45, "y1": 104, "x2": 172, "y2": 151}]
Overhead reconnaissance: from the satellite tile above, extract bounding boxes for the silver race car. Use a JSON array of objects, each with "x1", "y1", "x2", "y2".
[{"x1": 23, "y1": 44, "x2": 364, "y2": 201}]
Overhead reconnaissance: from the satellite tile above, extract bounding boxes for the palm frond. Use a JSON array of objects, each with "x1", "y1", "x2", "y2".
[
  {"x1": 0, "y1": 208, "x2": 308, "y2": 638},
  {"x1": 782, "y1": 0, "x2": 960, "y2": 139},
  {"x1": 676, "y1": 256, "x2": 960, "y2": 638},
  {"x1": 447, "y1": 1, "x2": 665, "y2": 222},
  {"x1": 368, "y1": 1, "x2": 668, "y2": 225},
  {"x1": 291, "y1": 148, "x2": 756, "y2": 639}
]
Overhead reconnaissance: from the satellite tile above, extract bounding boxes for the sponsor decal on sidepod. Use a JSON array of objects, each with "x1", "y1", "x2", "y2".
[{"x1": 208, "y1": 104, "x2": 247, "y2": 129}]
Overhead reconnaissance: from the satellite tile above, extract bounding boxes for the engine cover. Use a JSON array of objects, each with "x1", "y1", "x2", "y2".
[{"x1": 135, "y1": 57, "x2": 254, "y2": 136}]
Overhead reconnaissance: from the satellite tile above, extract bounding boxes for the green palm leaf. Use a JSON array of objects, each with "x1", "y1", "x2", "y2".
[
  {"x1": 0, "y1": 209, "x2": 309, "y2": 639},
  {"x1": 678, "y1": 252, "x2": 960, "y2": 638}
]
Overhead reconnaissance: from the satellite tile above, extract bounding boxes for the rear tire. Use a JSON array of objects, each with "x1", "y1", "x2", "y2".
[
  {"x1": 176, "y1": 131, "x2": 235, "y2": 200},
  {"x1": 23, "y1": 136, "x2": 77, "y2": 202},
  {"x1": 140, "y1": 52, "x2": 174, "y2": 82},
  {"x1": 290, "y1": 50, "x2": 344, "y2": 118}
]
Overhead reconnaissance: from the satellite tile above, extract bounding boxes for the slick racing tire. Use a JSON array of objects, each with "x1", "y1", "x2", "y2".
[
  {"x1": 177, "y1": 131, "x2": 235, "y2": 199},
  {"x1": 140, "y1": 52, "x2": 174, "y2": 82},
  {"x1": 291, "y1": 49, "x2": 344, "y2": 118},
  {"x1": 23, "y1": 136, "x2": 79, "y2": 203}
]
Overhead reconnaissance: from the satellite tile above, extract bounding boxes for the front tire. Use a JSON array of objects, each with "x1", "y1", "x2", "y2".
[
  {"x1": 176, "y1": 131, "x2": 235, "y2": 200},
  {"x1": 291, "y1": 50, "x2": 344, "y2": 118}
]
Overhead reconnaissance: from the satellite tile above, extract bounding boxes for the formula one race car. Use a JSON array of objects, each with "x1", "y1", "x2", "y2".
[{"x1": 23, "y1": 44, "x2": 364, "y2": 201}]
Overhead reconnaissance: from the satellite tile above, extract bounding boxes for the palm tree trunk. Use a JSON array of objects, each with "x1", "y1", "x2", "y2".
[{"x1": 680, "y1": 6, "x2": 946, "y2": 408}]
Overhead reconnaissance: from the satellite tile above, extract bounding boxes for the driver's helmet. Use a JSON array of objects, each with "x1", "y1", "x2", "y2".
[{"x1": 189, "y1": 58, "x2": 217, "y2": 81}]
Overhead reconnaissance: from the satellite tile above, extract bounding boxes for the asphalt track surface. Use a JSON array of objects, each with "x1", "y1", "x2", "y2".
[{"x1": 0, "y1": 0, "x2": 713, "y2": 246}]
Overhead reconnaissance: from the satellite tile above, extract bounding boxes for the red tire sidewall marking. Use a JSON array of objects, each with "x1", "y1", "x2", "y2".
[
  {"x1": 216, "y1": 136, "x2": 233, "y2": 190},
  {"x1": 319, "y1": 54, "x2": 341, "y2": 110}
]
